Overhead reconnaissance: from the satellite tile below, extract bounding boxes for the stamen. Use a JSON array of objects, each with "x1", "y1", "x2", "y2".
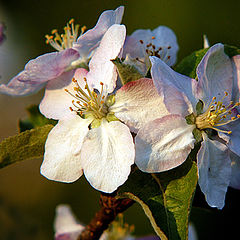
[
  {"x1": 45, "y1": 18, "x2": 81, "y2": 51},
  {"x1": 65, "y1": 77, "x2": 108, "y2": 119},
  {"x1": 195, "y1": 93, "x2": 240, "y2": 134}
]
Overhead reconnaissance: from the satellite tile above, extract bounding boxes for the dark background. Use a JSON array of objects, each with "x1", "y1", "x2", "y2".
[{"x1": 0, "y1": 0, "x2": 240, "y2": 239}]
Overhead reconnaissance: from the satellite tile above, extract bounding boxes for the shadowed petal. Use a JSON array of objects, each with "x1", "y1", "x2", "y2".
[
  {"x1": 111, "y1": 78, "x2": 169, "y2": 133},
  {"x1": 232, "y1": 55, "x2": 240, "y2": 103},
  {"x1": 135, "y1": 114, "x2": 195, "y2": 172},
  {"x1": 195, "y1": 43, "x2": 233, "y2": 107},
  {"x1": 229, "y1": 151, "x2": 240, "y2": 190},
  {"x1": 81, "y1": 120, "x2": 134, "y2": 193},
  {"x1": 18, "y1": 49, "x2": 79, "y2": 83},
  {"x1": 41, "y1": 116, "x2": 91, "y2": 183},
  {"x1": 0, "y1": 77, "x2": 45, "y2": 96},
  {"x1": 73, "y1": 6, "x2": 124, "y2": 61},
  {"x1": 197, "y1": 134, "x2": 231, "y2": 209},
  {"x1": 150, "y1": 56, "x2": 197, "y2": 116},
  {"x1": 0, "y1": 49, "x2": 79, "y2": 96}
]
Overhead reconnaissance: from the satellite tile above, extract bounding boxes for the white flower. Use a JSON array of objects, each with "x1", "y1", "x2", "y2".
[{"x1": 40, "y1": 24, "x2": 135, "y2": 193}]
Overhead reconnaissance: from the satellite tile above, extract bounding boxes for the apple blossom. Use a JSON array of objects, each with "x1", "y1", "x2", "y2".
[
  {"x1": 0, "y1": 6, "x2": 124, "y2": 96},
  {"x1": 40, "y1": 24, "x2": 135, "y2": 193},
  {"x1": 122, "y1": 26, "x2": 179, "y2": 75},
  {"x1": 133, "y1": 43, "x2": 240, "y2": 209}
]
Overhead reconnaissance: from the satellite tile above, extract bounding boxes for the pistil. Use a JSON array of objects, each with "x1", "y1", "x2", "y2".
[{"x1": 65, "y1": 78, "x2": 108, "y2": 120}]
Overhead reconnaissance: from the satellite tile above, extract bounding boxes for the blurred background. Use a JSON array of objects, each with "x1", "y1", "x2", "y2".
[{"x1": 0, "y1": 0, "x2": 240, "y2": 239}]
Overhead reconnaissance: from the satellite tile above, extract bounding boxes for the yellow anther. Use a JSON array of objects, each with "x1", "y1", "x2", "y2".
[
  {"x1": 224, "y1": 91, "x2": 228, "y2": 96},
  {"x1": 100, "y1": 82, "x2": 104, "y2": 86},
  {"x1": 151, "y1": 36, "x2": 156, "y2": 39},
  {"x1": 72, "y1": 78, "x2": 77, "y2": 82},
  {"x1": 228, "y1": 131, "x2": 232, "y2": 134},
  {"x1": 237, "y1": 115, "x2": 240, "y2": 118},
  {"x1": 64, "y1": 89, "x2": 69, "y2": 92},
  {"x1": 69, "y1": 18, "x2": 74, "y2": 24},
  {"x1": 51, "y1": 29, "x2": 58, "y2": 34},
  {"x1": 81, "y1": 26, "x2": 87, "y2": 33},
  {"x1": 231, "y1": 117, "x2": 236, "y2": 120},
  {"x1": 212, "y1": 97, "x2": 216, "y2": 100}
]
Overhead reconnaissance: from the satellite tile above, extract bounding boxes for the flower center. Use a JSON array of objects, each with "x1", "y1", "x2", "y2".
[
  {"x1": 65, "y1": 78, "x2": 108, "y2": 120},
  {"x1": 45, "y1": 19, "x2": 86, "y2": 51},
  {"x1": 195, "y1": 92, "x2": 240, "y2": 134},
  {"x1": 139, "y1": 37, "x2": 171, "y2": 63}
]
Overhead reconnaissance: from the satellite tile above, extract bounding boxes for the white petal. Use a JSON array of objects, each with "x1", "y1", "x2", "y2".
[
  {"x1": 111, "y1": 78, "x2": 169, "y2": 133},
  {"x1": 135, "y1": 114, "x2": 195, "y2": 172},
  {"x1": 54, "y1": 205, "x2": 84, "y2": 235},
  {"x1": 195, "y1": 43, "x2": 233, "y2": 107},
  {"x1": 197, "y1": 133, "x2": 231, "y2": 209},
  {"x1": 150, "y1": 56, "x2": 197, "y2": 116},
  {"x1": 39, "y1": 68, "x2": 88, "y2": 120},
  {"x1": 41, "y1": 116, "x2": 91, "y2": 183},
  {"x1": 81, "y1": 120, "x2": 134, "y2": 193},
  {"x1": 87, "y1": 24, "x2": 126, "y2": 94},
  {"x1": 229, "y1": 151, "x2": 240, "y2": 190}
]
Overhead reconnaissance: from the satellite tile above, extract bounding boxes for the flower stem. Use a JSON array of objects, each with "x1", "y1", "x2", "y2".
[{"x1": 77, "y1": 193, "x2": 135, "y2": 240}]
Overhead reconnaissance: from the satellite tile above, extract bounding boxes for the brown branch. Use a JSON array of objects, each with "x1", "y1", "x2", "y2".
[{"x1": 77, "y1": 193, "x2": 135, "y2": 240}]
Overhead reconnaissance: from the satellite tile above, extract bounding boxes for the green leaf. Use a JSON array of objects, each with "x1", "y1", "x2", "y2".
[
  {"x1": 224, "y1": 44, "x2": 240, "y2": 58},
  {"x1": 118, "y1": 157, "x2": 198, "y2": 240},
  {"x1": 112, "y1": 57, "x2": 143, "y2": 85},
  {"x1": 0, "y1": 125, "x2": 53, "y2": 168},
  {"x1": 19, "y1": 105, "x2": 57, "y2": 132},
  {"x1": 175, "y1": 48, "x2": 208, "y2": 78}
]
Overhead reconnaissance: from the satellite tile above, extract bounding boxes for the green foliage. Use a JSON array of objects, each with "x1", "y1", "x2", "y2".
[
  {"x1": 185, "y1": 113, "x2": 195, "y2": 125},
  {"x1": 224, "y1": 44, "x2": 240, "y2": 58},
  {"x1": 175, "y1": 48, "x2": 208, "y2": 78},
  {"x1": 0, "y1": 125, "x2": 53, "y2": 168},
  {"x1": 112, "y1": 57, "x2": 143, "y2": 85},
  {"x1": 118, "y1": 157, "x2": 198, "y2": 240},
  {"x1": 19, "y1": 105, "x2": 57, "y2": 132}
]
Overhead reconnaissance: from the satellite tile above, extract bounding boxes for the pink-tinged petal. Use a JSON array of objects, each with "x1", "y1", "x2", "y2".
[
  {"x1": 229, "y1": 151, "x2": 240, "y2": 190},
  {"x1": 197, "y1": 133, "x2": 231, "y2": 209},
  {"x1": 54, "y1": 205, "x2": 84, "y2": 240},
  {"x1": 135, "y1": 114, "x2": 195, "y2": 172},
  {"x1": 232, "y1": 55, "x2": 240, "y2": 102},
  {"x1": 81, "y1": 120, "x2": 134, "y2": 193},
  {"x1": 40, "y1": 116, "x2": 91, "y2": 183},
  {"x1": 0, "y1": 77, "x2": 45, "y2": 96},
  {"x1": 195, "y1": 43, "x2": 233, "y2": 107},
  {"x1": 111, "y1": 78, "x2": 169, "y2": 133},
  {"x1": 39, "y1": 68, "x2": 88, "y2": 120},
  {"x1": 87, "y1": 24, "x2": 126, "y2": 94},
  {"x1": 152, "y1": 26, "x2": 179, "y2": 66},
  {"x1": 17, "y1": 48, "x2": 79, "y2": 83},
  {"x1": 150, "y1": 56, "x2": 197, "y2": 116},
  {"x1": 73, "y1": 6, "x2": 124, "y2": 60}
]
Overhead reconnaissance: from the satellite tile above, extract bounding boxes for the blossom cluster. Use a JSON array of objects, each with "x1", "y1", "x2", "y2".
[{"x1": 1, "y1": 6, "x2": 240, "y2": 211}]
